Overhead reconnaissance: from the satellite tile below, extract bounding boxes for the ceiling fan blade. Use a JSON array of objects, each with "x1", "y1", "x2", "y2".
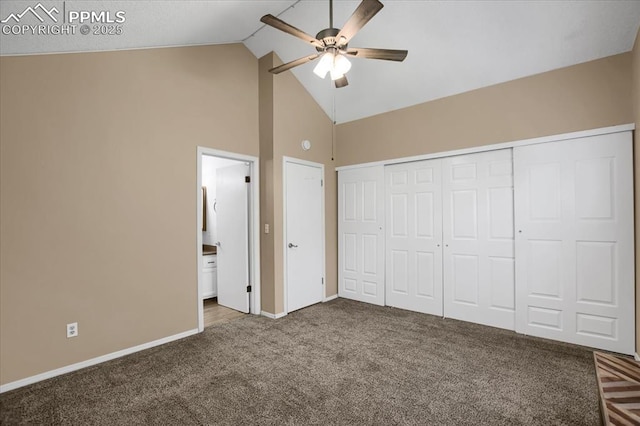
[
  {"x1": 346, "y1": 47, "x2": 408, "y2": 62},
  {"x1": 260, "y1": 14, "x2": 323, "y2": 48},
  {"x1": 269, "y1": 54, "x2": 320, "y2": 74},
  {"x1": 336, "y1": 0, "x2": 384, "y2": 46},
  {"x1": 334, "y1": 75, "x2": 349, "y2": 88}
]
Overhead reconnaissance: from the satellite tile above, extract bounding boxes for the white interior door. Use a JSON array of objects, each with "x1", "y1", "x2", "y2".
[
  {"x1": 385, "y1": 160, "x2": 443, "y2": 315},
  {"x1": 216, "y1": 163, "x2": 250, "y2": 313},
  {"x1": 514, "y1": 132, "x2": 634, "y2": 354},
  {"x1": 338, "y1": 166, "x2": 385, "y2": 306},
  {"x1": 442, "y1": 149, "x2": 515, "y2": 330},
  {"x1": 285, "y1": 160, "x2": 324, "y2": 313}
]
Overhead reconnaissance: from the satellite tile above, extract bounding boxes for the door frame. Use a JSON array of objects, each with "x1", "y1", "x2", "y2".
[
  {"x1": 282, "y1": 156, "x2": 326, "y2": 315},
  {"x1": 196, "y1": 147, "x2": 261, "y2": 332}
]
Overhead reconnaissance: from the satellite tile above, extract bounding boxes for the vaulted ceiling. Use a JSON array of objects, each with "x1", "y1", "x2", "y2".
[{"x1": 1, "y1": 1, "x2": 639, "y2": 123}]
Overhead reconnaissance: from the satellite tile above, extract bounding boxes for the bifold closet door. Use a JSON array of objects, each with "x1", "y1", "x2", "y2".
[
  {"x1": 385, "y1": 160, "x2": 443, "y2": 315},
  {"x1": 442, "y1": 149, "x2": 515, "y2": 330},
  {"x1": 514, "y1": 132, "x2": 634, "y2": 355},
  {"x1": 338, "y1": 166, "x2": 385, "y2": 306}
]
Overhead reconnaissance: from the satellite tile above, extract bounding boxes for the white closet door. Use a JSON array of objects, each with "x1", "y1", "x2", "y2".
[
  {"x1": 338, "y1": 166, "x2": 385, "y2": 306},
  {"x1": 385, "y1": 160, "x2": 443, "y2": 315},
  {"x1": 442, "y1": 149, "x2": 515, "y2": 330},
  {"x1": 514, "y1": 132, "x2": 634, "y2": 354}
]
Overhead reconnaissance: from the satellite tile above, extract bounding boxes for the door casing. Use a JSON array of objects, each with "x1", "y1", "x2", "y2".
[{"x1": 196, "y1": 147, "x2": 260, "y2": 332}]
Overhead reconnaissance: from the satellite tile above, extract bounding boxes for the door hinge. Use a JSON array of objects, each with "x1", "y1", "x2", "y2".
[
  {"x1": 321, "y1": 179, "x2": 323, "y2": 187},
  {"x1": 246, "y1": 285, "x2": 252, "y2": 293},
  {"x1": 245, "y1": 176, "x2": 250, "y2": 183},
  {"x1": 321, "y1": 277, "x2": 324, "y2": 284}
]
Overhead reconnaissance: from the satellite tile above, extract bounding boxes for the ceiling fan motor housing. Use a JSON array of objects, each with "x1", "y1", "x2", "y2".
[{"x1": 315, "y1": 28, "x2": 347, "y2": 52}]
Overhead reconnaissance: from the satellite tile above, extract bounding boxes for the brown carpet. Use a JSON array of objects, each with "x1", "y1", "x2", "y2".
[
  {"x1": 594, "y1": 351, "x2": 640, "y2": 424},
  {"x1": 1, "y1": 298, "x2": 599, "y2": 425}
]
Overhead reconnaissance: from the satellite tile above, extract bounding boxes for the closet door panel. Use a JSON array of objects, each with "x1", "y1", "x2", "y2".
[
  {"x1": 514, "y1": 131, "x2": 634, "y2": 354},
  {"x1": 443, "y1": 149, "x2": 515, "y2": 330},
  {"x1": 385, "y1": 160, "x2": 443, "y2": 315},
  {"x1": 338, "y1": 166, "x2": 385, "y2": 306}
]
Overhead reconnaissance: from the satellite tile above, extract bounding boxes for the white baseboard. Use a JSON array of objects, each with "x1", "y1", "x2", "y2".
[
  {"x1": 0, "y1": 328, "x2": 199, "y2": 394},
  {"x1": 261, "y1": 311, "x2": 286, "y2": 319},
  {"x1": 635, "y1": 353, "x2": 640, "y2": 362},
  {"x1": 323, "y1": 294, "x2": 338, "y2": 302}
]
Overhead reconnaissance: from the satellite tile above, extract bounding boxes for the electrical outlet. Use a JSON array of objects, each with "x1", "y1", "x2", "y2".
[
  {"x1": 264, "y1": 224, "x2": 270, "y2": 234},
  {"x1": 67, "y1": 322, "x2": 78, "y2": 338}
]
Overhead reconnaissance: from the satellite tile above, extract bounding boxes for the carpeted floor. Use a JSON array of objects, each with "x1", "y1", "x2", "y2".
[{"x1": 1, "y1": 298, "x2": 599, "y2": 425}]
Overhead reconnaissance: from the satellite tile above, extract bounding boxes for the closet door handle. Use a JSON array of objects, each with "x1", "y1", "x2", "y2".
[{"x1": 288, "y1": 243, "x2": 298, "y2": 248}]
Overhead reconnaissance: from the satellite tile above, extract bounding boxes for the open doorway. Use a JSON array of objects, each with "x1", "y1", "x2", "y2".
[{"x1": 197, "y1": 148, "x2": 260, "y2": 332}]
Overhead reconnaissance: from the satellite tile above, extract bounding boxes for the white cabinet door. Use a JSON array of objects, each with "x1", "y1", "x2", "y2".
[
  {"x1": 285, "y1": 160, "x2": 324, "y2": 313},
  {"x1": 338, "y1": 166, "x2": 385, "y2": 306},
  {"x1": 514, "y1": 132, "x2": 634, "y2": 354},
  {"x1": 442, "y1": 149, "x2": 515, "y2": 330},
  {"x1": 385, "y1": 160, "x2": 443, "y2": 315},
  {"x1": 202, "y1": 269, "x2": 215, "y2": 299}
]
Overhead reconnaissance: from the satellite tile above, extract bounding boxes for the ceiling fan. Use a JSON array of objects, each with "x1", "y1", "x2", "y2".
[{"x1": 260, "y1": 0, "x2": 408, "y2": 88}]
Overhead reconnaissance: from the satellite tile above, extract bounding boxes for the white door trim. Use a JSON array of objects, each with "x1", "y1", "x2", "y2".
[
  {"x1": 335, "y1": 123, "x2": 635, "y2": 171},
  {"x1": 282, "y1": 156, "x2": 326, "y2": 315},
  {"x1": 196, "y1": 147, "x2": 261, "y2": 332}
]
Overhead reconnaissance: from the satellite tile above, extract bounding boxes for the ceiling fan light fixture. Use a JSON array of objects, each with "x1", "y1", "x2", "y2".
[
  {"x1": 329, "y1": 67, "x2": 344, "y2": 81},
  {"x1": 313, "y1": 52, "x2": 334, "y2": 78},
  {"x1": 261, "y1": 0, "x2": 407, "y2": 88},
  {"x1": 334, "y1": 53, "x2": 351, "y2": 75},
  {"x1": 315, "y1": 50, "x2": 352, "y2": 81}
]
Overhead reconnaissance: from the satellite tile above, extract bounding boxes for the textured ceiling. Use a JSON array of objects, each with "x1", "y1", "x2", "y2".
[{"x1": 2, "y1": 1, "x2": 639, "y2": 123}]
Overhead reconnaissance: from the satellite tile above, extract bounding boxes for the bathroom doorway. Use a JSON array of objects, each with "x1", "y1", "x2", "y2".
[{"x1": 196, "y1": 148, "x2": 260, "y2": 332}]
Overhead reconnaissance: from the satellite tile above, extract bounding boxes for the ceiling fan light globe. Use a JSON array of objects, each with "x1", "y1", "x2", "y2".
[
  {"x1": 313, "y1": 63, "x2": 329, "y2": 79},
  {"x1": 334, "y1": 54, "x2": 352, "y2": 75},
  {"x1": 329, "y1": 68, "x2": 344, "y2": 81},
  {"x1": 313, "y1": 52, "x2": 333, "y2": 79}
]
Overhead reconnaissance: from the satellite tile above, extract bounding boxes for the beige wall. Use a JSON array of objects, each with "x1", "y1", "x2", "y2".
[
  {"x1": 259, "y1": 53, "x2": 337, "y2": 314},
  {"x1": 259, "y1": 55, "x2": 276, "y2": 314},
  {"x1": 633, "y1": 27, "x2": 640, "y2": 356},
  {"x1": 337, "y1": 53, "x2": 632, "y2": 166},
  {"x1": 0, "y1": 44, "x2": 259, "y2": 385}
]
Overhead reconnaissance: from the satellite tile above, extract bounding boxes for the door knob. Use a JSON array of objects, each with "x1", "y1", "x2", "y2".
[
  {"x1": 215, "y1": 241, "x2": 221, "y2": 247},
  {"x1": 288, "y1": 243, "x2": 298, "y2": 248}
]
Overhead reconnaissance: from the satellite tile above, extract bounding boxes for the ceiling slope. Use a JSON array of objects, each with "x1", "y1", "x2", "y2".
[
  {"x1": 245, "y1": 1, "x2": 640, "y2": 123},
  {"x1": 2, "y1": 1, "x2": 639, "y2": 123}
]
